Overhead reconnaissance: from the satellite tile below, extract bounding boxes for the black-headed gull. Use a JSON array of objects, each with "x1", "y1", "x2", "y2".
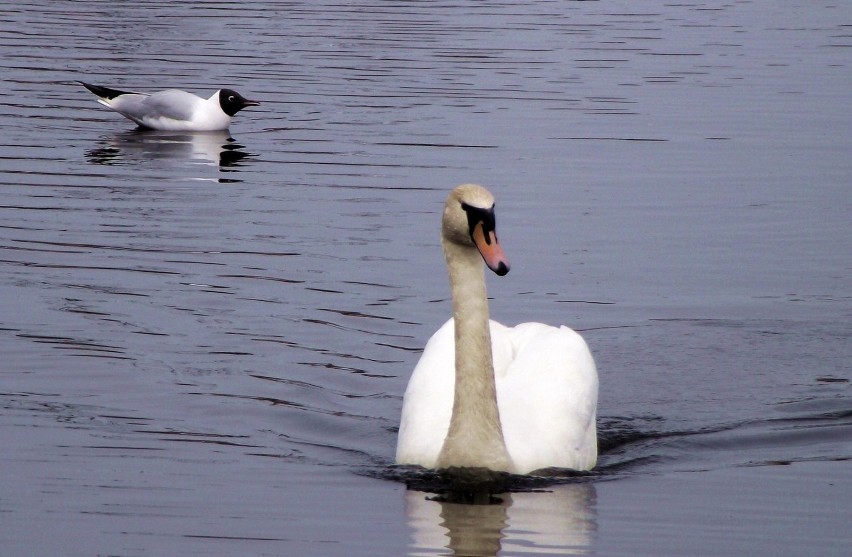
[{"x1": 79, "y1": 82, "x2": 260, "y2": 131}]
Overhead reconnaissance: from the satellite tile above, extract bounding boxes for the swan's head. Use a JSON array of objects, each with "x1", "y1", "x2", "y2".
[{"x1": 442, "y1": 184, "x2": 510, "y2": 276}]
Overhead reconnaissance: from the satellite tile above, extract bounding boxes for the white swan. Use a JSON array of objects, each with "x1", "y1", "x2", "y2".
[{"x1": 396, "y1": 184, "x2": 598, "y2": 474}]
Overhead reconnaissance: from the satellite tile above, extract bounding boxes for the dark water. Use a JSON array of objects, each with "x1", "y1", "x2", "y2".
[{"x1": 1, "y1": 1, "x2": 850, "y2": 555}]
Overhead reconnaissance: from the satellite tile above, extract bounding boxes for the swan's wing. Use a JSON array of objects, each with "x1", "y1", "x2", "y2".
[
  {"x1": 494, "y1": 322, "x2": 599, "y2": 473},
  {"x1": 396, "y1": 319, "x2": 456, "y2": 467}
]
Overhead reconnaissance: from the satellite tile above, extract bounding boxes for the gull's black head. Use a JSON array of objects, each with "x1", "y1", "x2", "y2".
[{"x1": 218, "y1": 89, "x2": 260, "y2": 116}]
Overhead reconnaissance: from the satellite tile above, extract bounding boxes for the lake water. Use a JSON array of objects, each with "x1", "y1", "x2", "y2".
[{"x1": 1, "y1": 1, "x2": 850, "y2": 555}]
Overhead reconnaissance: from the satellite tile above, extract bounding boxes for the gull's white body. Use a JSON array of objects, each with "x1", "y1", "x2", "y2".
[
  {"x1": 80, "y1": 82, "x2": 258, "y2": 131},
  {"x1": 95, "y1": 89, "x2": 231, "y2": 131},
  {"x1": 395, "y1": 184, "x2": 599, "y2": 474}
]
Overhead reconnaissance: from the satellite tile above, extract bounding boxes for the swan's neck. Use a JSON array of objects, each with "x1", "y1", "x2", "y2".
[{"x1": 436, "y1": 239, "x2": 514, "y2": 472}]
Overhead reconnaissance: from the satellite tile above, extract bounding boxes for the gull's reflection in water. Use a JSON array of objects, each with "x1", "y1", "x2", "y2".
[
  {"x1": 85, "y1": 129, "x2": 256, "y2": 178},
  {"x1": 405, "y1": 483, "x2": 597, "y2": 556}
]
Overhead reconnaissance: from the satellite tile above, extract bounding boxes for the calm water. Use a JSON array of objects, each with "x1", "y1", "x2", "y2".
[{"x1": 1, "y1": 1, "x2": 850, "y2": 555}]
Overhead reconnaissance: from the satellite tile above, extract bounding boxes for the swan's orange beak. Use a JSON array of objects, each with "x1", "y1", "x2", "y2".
[{"x1": 471, "y1": 221, "x2": 510, "y2": 276}]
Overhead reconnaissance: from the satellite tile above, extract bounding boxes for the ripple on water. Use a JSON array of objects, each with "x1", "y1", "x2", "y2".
[{"x1": 1, "y1": 1, "x2": 850, "y2": 554}]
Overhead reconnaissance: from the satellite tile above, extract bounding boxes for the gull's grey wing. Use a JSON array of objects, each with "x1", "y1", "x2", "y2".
[
  {"x1": 110, "y1": 89, "x2": 199, "y2": 124},
  {"x1": 139, "y1": 90, "x2": 200, "y2": 121}
]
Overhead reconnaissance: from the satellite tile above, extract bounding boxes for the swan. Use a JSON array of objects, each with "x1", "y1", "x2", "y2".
[{"x1": 396, "y1": 184, "x2": 598, "y2": 474}]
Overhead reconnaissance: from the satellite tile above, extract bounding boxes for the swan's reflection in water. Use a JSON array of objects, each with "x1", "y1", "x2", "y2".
[
  {"x1": 405, "y1": 483, "x2": 596, "y2": 556},
  {"x1": 84, "y1": 130, "x2": 256, "y2": 175}
]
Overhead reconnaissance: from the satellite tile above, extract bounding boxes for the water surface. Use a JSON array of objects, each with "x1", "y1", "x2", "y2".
[{"x1": 1, "y1": 1, "x2": 850, "y2": 555}]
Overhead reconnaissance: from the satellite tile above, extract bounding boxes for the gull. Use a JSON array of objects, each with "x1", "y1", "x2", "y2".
[{"x1": 79, "y1": 81, "x2": 259, "y2": 131}]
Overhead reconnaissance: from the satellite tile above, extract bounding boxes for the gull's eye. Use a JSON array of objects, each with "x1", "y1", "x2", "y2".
[{"x1": 229, "y1": 95, "x2": 236, "y2": 102}]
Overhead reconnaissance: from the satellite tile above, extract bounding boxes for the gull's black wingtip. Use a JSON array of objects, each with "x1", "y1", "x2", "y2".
[{"x1": 78, "y1": 81, "x2": 131, "y2": 100}]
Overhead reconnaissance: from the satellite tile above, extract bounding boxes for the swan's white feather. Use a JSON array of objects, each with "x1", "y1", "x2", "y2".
[
  {"x1": 396, "y1": 319, "x2": 456, "y2": 467},
  {"x1": 396, "y1": 318, "x2": 598, "y2": 473},
  {"x1": 493, "y1": 322, "x2": 598, "y2": 473}
]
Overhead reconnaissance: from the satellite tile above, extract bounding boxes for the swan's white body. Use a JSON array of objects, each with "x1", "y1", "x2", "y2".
[{"x1": 395, "y1": 184, "x2": 598, "y2": 474}]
